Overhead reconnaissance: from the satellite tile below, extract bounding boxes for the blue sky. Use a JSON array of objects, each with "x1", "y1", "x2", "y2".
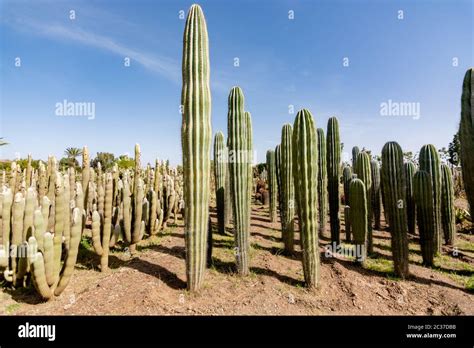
[{"x1": 0, "y1": 0, "x2": 472, "y2": 165}]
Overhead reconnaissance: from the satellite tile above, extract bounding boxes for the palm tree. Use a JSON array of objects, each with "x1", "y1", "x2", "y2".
[{"x1": 64, "y1": 147, "x2": 82, "y2": 167}]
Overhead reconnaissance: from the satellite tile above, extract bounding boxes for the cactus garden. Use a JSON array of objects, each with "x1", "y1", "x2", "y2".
[{"x1": 0, "y1": 1, "x2": 473, "y2": 316}]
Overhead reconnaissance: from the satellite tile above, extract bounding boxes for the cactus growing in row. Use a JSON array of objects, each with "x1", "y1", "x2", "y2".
[
  {"x1": 266, "y1": 150, "x2": 278, "y2": 223},
  {"x1": 342, "y1": 165, "x2": 352, "y2": 205},
  {"x1": 344, "y1": 205, "x2": 351, "y2": 242},
  {"x1": 419, "y1": 144, "x2": 442, "y2": 254},
  {"x1": 459, "y1": 68, "x2": 474, "y2": 216},
  {"x1": 413, "y1": 170, "x2": 435, "y2": 267},
  {"x1": 326, "y1": 117, "x2": 341, "y2": 244},
  {"x1": 275, "y1": 144, "x2": 283, "y2": 222},
  {"x1": 228, "y1": 87, "x2": 250, "y2": 275},
  {"x1": 352, "y1": 146, "x2": 360, "y2": 168},
  {"x1": 381, "y1": 141, "x2": 409, "y2": 278},
  {"x1": 280, "y1": 123, "x2": 295, "y2": 253},
  {"x1": 292, "y1": 109, "x2": 320, "y2": 288},
  {"x1": 214, "y1": 132, "x2": 227, "y2": 234},
  {"x1": 440, "y1": 164, "x2": 456, "y2": 245},
  {"x1": 317, "y1": 128, "x2": 327, "y2": 234},
  {"x1": 181, "y1": 4, "x2": 212, "y2": 290},
  {"x1": 349, "y1": 178, "x2": 367, "y2": 263},
  {"x1": 354, "y1": 152, "x2": 372, "y2": 253},
  {"x1": 370, "y1": 160, "x2": 381, "y2": 230},
  {"x1": 82, "y1": 146, "x2": 90, "y2": 215},
  {"x1": 404, "y1": 162, "x2": 416, "y2": 235}
]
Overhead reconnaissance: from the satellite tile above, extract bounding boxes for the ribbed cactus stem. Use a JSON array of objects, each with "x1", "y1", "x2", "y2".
[
  {"x1": 281, "y1": 124, "x2": 295, "y2": 253},
  {"x1": 404, "y1": 162, "x2": 416, "y2": 235},
  {"x1": 352, "y1": 146, "x2": 360, "y2": 169},
  {"x1": 181, "y1": 4, "x2": 212, "y2": 290},
  {"x1": 381, "y1": 142, "x2": 409, "y2": 278},
  {"x1": 344, "y1": 205, "x2": 351, "y2": 242},
  {"x1": 82, "y1": 147, "x2": 90, "y2": 213},
  {"x1": 327, "y1": 117, "x2": 341, "y2": 244},
  {"x1": 275, "y1": 144, "x2": 283, "y2": 223},
  {"x1": 419, "y1": 144, "x2": 442, "y2": 254},
  {"x1": 440, "y1": 164, "x2": 456, "y2": 245},
  {"x1": 292, "y1": 109, "x2": 320, "y2": 288},
  {"x1": 214, "y1": 132, "x2": 227, "y2": 234},
  {"x1": 459, "y1": 68, "x2": 474, "y2": 216},
  {"x1": 342, "y1": 166, "x2": 352, "y2": 206},
  {"x1": 413, "y1": 170, "x2": 435, "y2": 266},
  {"x1": 349, "y1": 178, "x2": 367, "y2": 263},
  {"x1": 228, "y1": 87, "x2": 250, "y2": 275},
  {"x1": 266, "y1": 150, "x2": 278, "y2": 223},
  {"x1": 354, "y1": 152, "x2": 372, "y2": 253},
  {"x1": 317, "y1": 128, "x2": 327, "y2": 235}
]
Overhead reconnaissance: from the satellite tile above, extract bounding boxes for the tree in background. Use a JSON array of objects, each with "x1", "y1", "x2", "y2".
[
  {"x1": 91, "y1": 152, "x2": 115, "y2": 170},
  {"x1": 448, "y1": 131, "x2": 460, "y2": 167}
]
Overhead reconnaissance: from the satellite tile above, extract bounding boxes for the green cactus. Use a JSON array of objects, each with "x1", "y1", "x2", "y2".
[
  {"x1": 419, "y1": 144, "x2": 442, "y2": 254},
  {"x1": 381, "y1": 142, "x2": 409, "y2": 278},
  {"x1": 181, "y1": 4, "x2": 212, "y2": 290},
  {"x1": 82, "y1": 146, "x2": 90, "y2": 215},
  {"x1": 440, "y1": 164, "x2": 456, "y2": 245},
  {"x1": 352, "y1": 146, "x2": 360, "y2": 168},
  {"x1": 371, "y1": 160, "x2": 381, "y2": 230},
  {"x1": 413, "y1": 170, "x2": 435, "y2": 267},
  {"x1": 292, "y1": 109, "x2": 320, "y2": 288},
  {"x1": 354, "y1": 152, "x2": 372, "y2": 253},
  {"x1": 344, "y1": 205, "x2": 351, "y2": 242},
  {"x1": 317, "y1": 128, "x2": 327, "y2": 235},
  {"x1": 349, "y1": 178, "x2": 367, "y2": 263},
  {"x1": 459, "y1": 68, "x2": 474, "y2": 216},
  {"x1": 275, "y1": 144, "x2": 283, "y2": 223},
  {"x1": 266, "y1": 150, "x2": 278, "y2": 223},
  {"x1": 281, "y1": 123, "x2": 295, "y2": 253},
  {"x1": 228, "y1": 87, "x2": 250, "y2": 275},
  {"x1": 342, "y1": 165, "x2": 352, "y2": 205},
  {"x1": 245, "y1": 111, "x2": 253, "y2": 213},
  {"x1": 327, "y1": 117, "x2": 341, "y2": 244},
  {"x1": 404, "y1": 162, "x2": 416, "y2": 235},
  {"x1": 214, "y1": 132, "x2": 227, "y2": 234}
]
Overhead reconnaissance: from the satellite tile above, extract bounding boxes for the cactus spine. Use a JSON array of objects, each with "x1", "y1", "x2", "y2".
[
  {"x1": 281, "y1": 124, "x2": 295, "y2": 253},
  {"x1": 440, "y1": 164, "x2": 456, "y2": 245},
  {"x1": 317, "y1": 128, "x2": 327, "y2": 234},
  {"x1": 214, "y1": 132, "x2": 227, "y2": 235},
  {"x1": 371, "y1": 160, "x2": 381, "y2": 230},
  {"x1": 327, "y1": 117, "x2": 341, "y2": 244},
  {"x1": 266, "y1": 150, "x2": 278, "y2": 223},
  {"x1": 228, "y1": 87, "x2": 250, "y2": 275},
  {"x1": 381, "y1": 142, "x2": 409, "y2": 278},
  {"x1": 459, "y1": 68, "x2": 474, "y2": 216},
  {"x1": 413, "y1": 170, "x2": 435, "y2": 266},
  {"x1": 181, "y1": 4, "x2": 212, "y2": 290},
  {"x1": 292, "y1": 109, "x2": 320, "y2": 288},
  {"x1": 404, "y1": 162, "x2": 416, "y2": 235},
  {"x1": 354, "y1": 152, "x2": 372, "y2": 253},
  {"x1": 349, "y1": 178, "x2": 367, "y2": 263},
  {"x1": 419, "y1": 144, "x2": 442, "y2": 254}
]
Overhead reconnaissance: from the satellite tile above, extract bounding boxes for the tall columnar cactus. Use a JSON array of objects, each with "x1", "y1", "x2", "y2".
[
  {"x1": 245, "y1": 111, "x2": 253, "y2": 209},
  {"x1": 228, "y1": 87, "x2": 250, "y2": 275},
  {"x1": 91, "y1": 173, "x2": 113, "y2": 271},
  {"x1": 349, "y1": 178, "x2": 367, "y2": 263},
  {"x1": 352, "y1": 146, "x2": 360, "y2": 168},
  {"x1": 224, "y1": 158, "x2": 232, "y2": 226},
  {"x1": 413, "y1": 170, "x2": 435, "y2": 266},
  {"x1": 419, "y1": 144, "x2": 441, "y2": 254},
  {"x1": 181, "y1": 4, "x2": 212, "y2": 290},
  {"x1": 440, "y1": 164, "x2": 456, "y2": 245},
  {"x1": 266, "y1": 150, "x2": 278, "y2": 223},
  {"x1": 381, "y1": 142, "x2": 409, "y2": 278},
  {"x1": 292, "y1": 109, "x2": 320, "y2": 288},
  {"x1": 404, "y1": 162, "x2": 416, "y2": 235},
  {"x1": 214, "y1": 132, "x2": 227, "y2": 235},
  {"x1": 344, "y1": 205, "x2": 351, "y2": 242},
  {"x1": 275, "y1": 144, "x2": 283, "y2": 223},
  {"x1": 459, "y1": 68, "x2": 474, "y2": 216},
  {"x1": 317, "y1": 128, "x2": 327, "y2": 234},
  {"x1": 326, "y1": 117, "x2": 341, "y2": 244},
  {"x1": 371, "y1": 160, "x2": 381, "y2": 230},
  {"x1": 281, "y1": 124, "x2": 295, "y2": 253},
  {"x1": 342, "y1": 165, "x2": 352, "y2": 205},
  {"x1": 82, "y1": 146, "x2": 90, "y2": 214},
  {"x1": 355, "y1": 152, "x2": 372, "y2": 253}
]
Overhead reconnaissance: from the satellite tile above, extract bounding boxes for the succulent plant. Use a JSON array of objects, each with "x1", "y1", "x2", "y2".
[
  {"x1": 281, "y1": 123, "x2": 295, "y2": 253},
  {"x1": 440, "y1": 164, "x2": 456, "y2": 245},
  {"x1": 214, "y1": 132, "x2": 227, "y2": 234},
  {"x1": 317, "y1": 128, "x2": 327, "y2": 235},
  {"x1": 354, "y1": 152, "x2": 372, "y2": 253},
  {"x1": 266, "y1": 150, "x2": 278, "y2": 223},
  {"x1": 327, "y1": 117, "x2": 341, "y2": 244},
  {"x1": 371, "y1": 160, "x2": 381, "y2": 230},
  {"x1": 349, "y1": 178, "x2": 367, "y2": 263}
]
